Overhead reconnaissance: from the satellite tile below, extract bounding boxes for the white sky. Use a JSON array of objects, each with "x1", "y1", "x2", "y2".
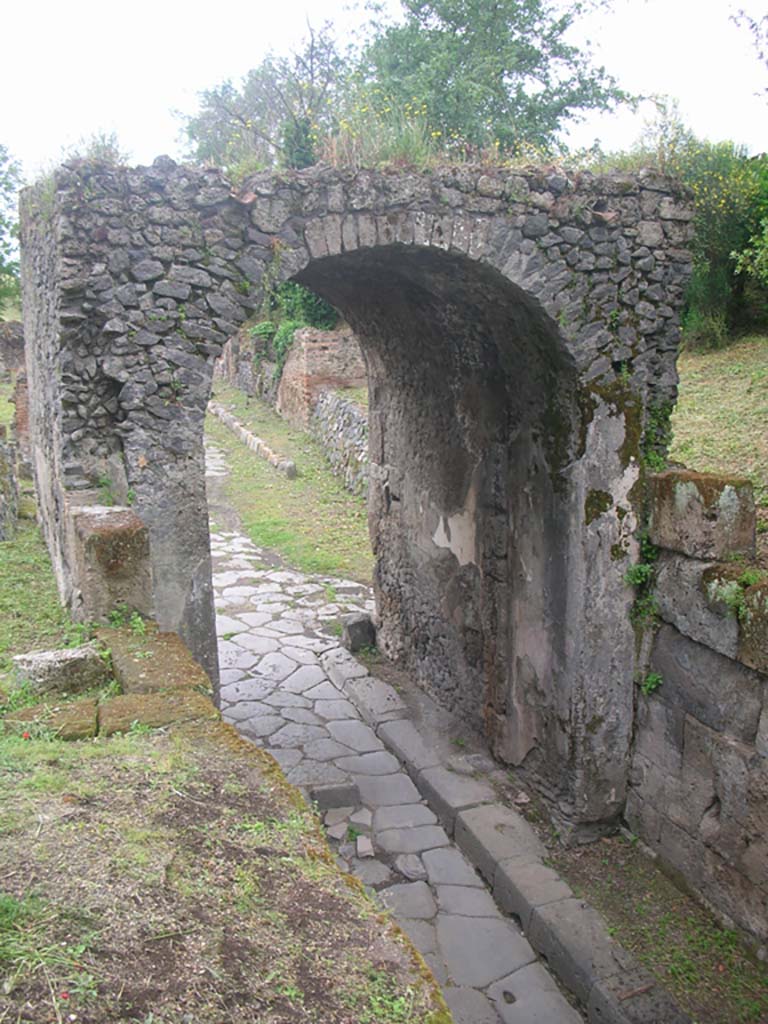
[{"x1": 1, "y1": 0, "x2": 765, "y2": 180}]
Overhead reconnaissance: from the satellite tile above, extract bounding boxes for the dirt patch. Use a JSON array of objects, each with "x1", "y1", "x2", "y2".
[{"x1": 0, "y1": 720, "x2": 448, "y2": 1024}]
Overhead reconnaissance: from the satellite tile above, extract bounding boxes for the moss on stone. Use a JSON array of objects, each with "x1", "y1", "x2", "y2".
[{"x1": 585, "y1": 489, "x2": 613, "y2": 525}]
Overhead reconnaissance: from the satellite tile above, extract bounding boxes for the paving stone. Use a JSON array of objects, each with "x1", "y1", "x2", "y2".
[
  {"x1": 527, "y1": 898, "x2": 634, "y2": 1006},
  {"x1": 378, "y1": 719, "x2": 442, "y2": 772},
  {"x1": 280, "y1": 647, "x2": 320, "y2": 665},
  {"x1": 356, "y1": 835, "x2": 375, "y2": 858},
  {"x1": 263, "y1": 691, "x2": 311, "y2": 709},
  {"x1": 255, "y1": 652, "x2": 299, "y2": 682},
  {"x1": 233, "y1": 633, "x2": 280, "y2": 655},
  {"x1": 335, "y1": 751, "x2": 401, "y2": 775},
  {"x1": 217, "y1": 640, "x2": 250, "y2": 668},
  {"x1": 239, "y1": 715, "x2": 285, "y2": 740},
  {"x1": 350, "y1": 858, "x2": 394, "y2": 887},
  {"x1": 397, "y1": 917, "x2": 437, "y2": 954},
  {"x1": 327, "y1": 822, "x2": 348, "y2": 841},
  {"x1": 344, "y1": 676, "x2": 407, "y2": 725},
  {"x1": 373, "y1": 803, "x2": 438, "y2": 831},
  {"x1": 327, "y1": 720, "x2": 382, "y2": 753},
  {"x1": 437, "y1": 915, "x2": 536, "y2": 988},
  {"x1": 219, "y1": 677, "x2": 275, "y2": 703},
  {"x1": 218, "y1": 668, "x2": 247, "y2": 685},
  {"x1": 237, "y1": 612, "x2": 273, "y2": 628},
  {"x1": 382, "y1": 881, "x2": 437, "y2": 920},
  {"x1": 215, "y1": 615, "x2": 248, "y2": 635},
  {"x1": 222, "y1": 703, "x2": 263, "y2": 724},
  {"x1": 424, "y1": 952, "x2": 449, "y2": 987},
  {"x1": 494, "y1": 860, "x2": 574, "y2": 931},
  {"x1": 355, "y1": 773, "x2": 422, "y2": 807},
  {"x1": 265, "y1": 748, "x2": 303, "y2": 771},
  {"x1": 395, "y1": 854, "x2": 427, "y2": 881},
  {"x1": 303, "y1": 738, "x2": 354, "y2": 762},
  {"x1": 281, "y1": 707, "x2": 323, "y2": 726},
  {"x1": 259, "y1": 601, "x2": 290, "y2": 613},
  {"x1": 444, "y1": 987, "x2": 501, "y2": 1024},
  {"x1": 232, "y1": 651, "x2": 261, "y2": 671},
  {"x1": 268, "y1": 619, "x2": 307, "y2": 635},
  {"x1": 303, "y1": 680, "x2": 344, "y2": 701},
  {"x1": 270, "y1": 723, "x2": 328, "y2": 748},
  {"x1": 422, "y1": 848, "x2": 484, "y2": 888},
  {"x1": 436, "y1": 884, "x2": 498, "y2": 917},
  {"x1": 286, "y1": 759, "x2": 349, "y2": 787},
  {"x1": 251, "y1": 626, "x2": 286, "y2": 639},
  {"x1": 287, "y1": 635, "x2": 338, "y2": 652},
  {"x1": 417, "y1": 765, "x2": 496, "y2": 834},
  {"x1": 376, "y1": 826, "x2": 451, "y2": 855},
  {"x1": 322, "y1": 648, "x2": 370, "y2": 686},
  {"x1": 349, "y1": 807, "x2": 372, "y2": 828},
  {"x1": 487, "y1": 964, "x2": 583, "y2": 1024},
  {"x1": 455, "y1": 804, "x2": 547, "y2": 884},
  {"x1": 324, "y1": 807, "x2": 354, "y2": 827},
  {"x1": 313, "y1": 699, "x2": 359, "y2": 720},
  {"x1": 282, "y1": 665, "x2": 327, "y2": 693}
]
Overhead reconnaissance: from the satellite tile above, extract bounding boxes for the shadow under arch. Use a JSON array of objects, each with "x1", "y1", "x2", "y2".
[{"x1": 293, "y1": 244, "x2": 580, "y2": 775}]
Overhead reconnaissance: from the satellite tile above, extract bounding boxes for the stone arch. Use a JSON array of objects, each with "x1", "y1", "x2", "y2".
[{"x1": 20, "y1": 157, "x2": 693, "y2": 833}]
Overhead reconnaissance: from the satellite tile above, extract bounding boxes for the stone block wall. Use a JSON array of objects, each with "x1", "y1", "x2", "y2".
[
  {"x1": 312, "y1": 390, "x2": 369, "y2": 496},
  {"x1": 0, "y1": 426, "x2": 18, "y2": 540},
  {"x1": 0, "y1": 321, "x2": 24, "y2": 377},
  {"x1": 627, "y1": 469, "x2": 768, "y2": 947}
]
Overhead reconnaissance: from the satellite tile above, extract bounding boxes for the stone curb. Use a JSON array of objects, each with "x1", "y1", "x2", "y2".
[
  {"x1": 208, "y1": 402, "x2": 297, "y2": 478},
  {"x1": 326, "y1": 647, "x2": 691, "y2": 1024}
]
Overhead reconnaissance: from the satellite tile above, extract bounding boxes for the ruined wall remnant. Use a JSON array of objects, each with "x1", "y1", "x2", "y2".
[
  {"x1": 312, "y1": 390, "x2": 369, "y2": 496},
  {"x1": 0, "y1": 426, "x2": 18, "y2": 540},
  {"x1": 20, "y1": 157, "x2": 692, "y2": 832},
  {"x1": 276, "y1": 326, "x2": 367, "y2": 426},
  {"x1": 0, "y1": 321, "x2": 24, "y2": 377},
  {"x1": 629, "y1": 469, "x2": 768, "y2": 945}
]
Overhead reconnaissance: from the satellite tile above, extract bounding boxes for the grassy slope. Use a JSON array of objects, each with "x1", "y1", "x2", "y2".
[
  {"x1": 670, "y1": 335, "x2": 768, "y2": 509},
  {"x1": 208, "y1": 384, "x2": 373, "y2": 581}
]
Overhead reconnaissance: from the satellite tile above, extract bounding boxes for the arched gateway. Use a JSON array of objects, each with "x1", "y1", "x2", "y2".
[{"x1": 20, "y1": 157, "x2": 693, "y2": 833}]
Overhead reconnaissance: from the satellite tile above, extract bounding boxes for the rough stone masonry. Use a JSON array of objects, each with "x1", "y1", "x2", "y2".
[{"x1": 20, "y1": 157, "x2": 693, "y2": 838}]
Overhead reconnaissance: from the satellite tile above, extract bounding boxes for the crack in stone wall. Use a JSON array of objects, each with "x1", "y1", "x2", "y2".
[{"x1": 20, "y1": 156, "x2": 692, "y2": 835}]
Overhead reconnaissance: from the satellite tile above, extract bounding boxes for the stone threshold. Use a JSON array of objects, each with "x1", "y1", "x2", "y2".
[{"x1": 322, "y1": 646, "x2": 691, "y2": 1024}]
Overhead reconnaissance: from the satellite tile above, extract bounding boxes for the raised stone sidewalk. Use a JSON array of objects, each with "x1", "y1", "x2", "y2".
[{"x1": 206, "y1": 441, "x2": 689, "y2": 1024}]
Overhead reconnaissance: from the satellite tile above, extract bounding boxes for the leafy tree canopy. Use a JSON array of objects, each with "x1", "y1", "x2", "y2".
[
  {"x1": 0, "y1": 145, "x2": 22, "y2": 318},
  {"x1": 358, "y1": 0, "x2": 628, "y2": 152}
]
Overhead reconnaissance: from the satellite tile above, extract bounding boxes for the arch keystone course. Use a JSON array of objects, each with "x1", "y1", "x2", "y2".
[{"x1": 20, "y1": 158, "x2": 692, "y2": 834}]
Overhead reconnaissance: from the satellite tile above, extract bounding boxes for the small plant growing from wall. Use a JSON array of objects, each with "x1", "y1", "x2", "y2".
[{"x1": 639, "y1": 672, "x2": 663, "y2": 696}]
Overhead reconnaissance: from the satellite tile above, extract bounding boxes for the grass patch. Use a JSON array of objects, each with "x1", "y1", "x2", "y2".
[
  {"x1": 0, "y1": 724, "x2": 448, "y2": 1023},
  {"x1": 337, "y1": 385, "x2": 369, "y2": 411},
  {"x1": 0, "y1": 521, "x2": 75, "y2": 688},
  {"x1": 207, "y1": 386, "x2": 373, "y2": 581},
  {"x1": 671, "y1": 335, "x2": 768, "y2": 509},
  {"x1": 550, "y1": 835, "x2": 768, "y2": 1024}
]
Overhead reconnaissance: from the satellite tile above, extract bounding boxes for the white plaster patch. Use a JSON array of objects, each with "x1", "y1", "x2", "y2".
[{"x1": 432, "y1": 508, "x2": 477, "y2": 567}]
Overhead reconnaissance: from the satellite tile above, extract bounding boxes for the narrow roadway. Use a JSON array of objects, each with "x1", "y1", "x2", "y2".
[{"x1": 206, "y1": 440, "x2": 583, "y2": 1024}]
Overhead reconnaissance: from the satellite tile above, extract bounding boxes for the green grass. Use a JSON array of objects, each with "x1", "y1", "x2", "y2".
[
  {"x1": 337, "y1": 385, "x2": 369, "y2": 411},
  {"x1": 671, "y1": 335, "x2": 768, "y2": 508},
  {"x1": 207, "y1": 386, "x2": 373, "y2": 581},
  {"x1": 0, "y1": 521, "x2": 75, "y2": 688}
]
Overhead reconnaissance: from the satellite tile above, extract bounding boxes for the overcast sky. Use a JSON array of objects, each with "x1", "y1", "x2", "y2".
[{"x1": 1, "y1": 0, "x2": 765, "y2": 179}]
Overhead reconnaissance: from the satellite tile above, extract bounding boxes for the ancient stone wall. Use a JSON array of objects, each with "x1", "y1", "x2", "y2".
[
  {"x1": 276, "y1": 325, "x2": 367, "y2": 426},
  {"x1": 0, "y1": 427, "x2": 18, "y2": 540},
  {"x1": 628, "y1": 470, "x2": 768, "y2": 946},
  {"x1": 0, "y1": 321, "x2": 24, "y2": 377},
  {"x1": 312, "y1": 390, "x2": 369, "y2": 495},
  {"x1": 20, "y1": 157, "x2": 692, "y2": 834}
]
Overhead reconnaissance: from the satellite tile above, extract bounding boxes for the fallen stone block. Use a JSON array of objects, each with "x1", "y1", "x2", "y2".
[
  {"x1": 454, "y1": 804, "x2": 546, "y2": 884},
  {"x1": 417, "y1": 766, "x2": 496, "y2": 835},
  {"x1": 3, "y1": 698, "x2": 98, "y2": 740},
  {"x1": 96, "y1": 624, "x2": 212, "y2": 695},
  {"x1": 648, "y1": 470, "x2": 755, "y2": 560},
  {"x1": 98, "y1": 690, "x2": 218, "y2": 736},
  {"x1": 13, "y1": 643, "x2": 110, "y2": 696},
  {"x1": 341, "y1": 612, "x2": 376, "y2": 652}
]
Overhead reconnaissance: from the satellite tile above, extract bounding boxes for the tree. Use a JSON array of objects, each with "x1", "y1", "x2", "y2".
[
  {"x1": 359, "y1": 0, "x2": 628, "y2": 152},
  {"x1": 733, "y1": 9, "x2": 767, "y2": 99},
  {"x1": 0, "y1": 145, "x2": 22, "y2": 319},
  {"x1": 183, "y1": 22, "x2": 346, "y2": 175}
]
